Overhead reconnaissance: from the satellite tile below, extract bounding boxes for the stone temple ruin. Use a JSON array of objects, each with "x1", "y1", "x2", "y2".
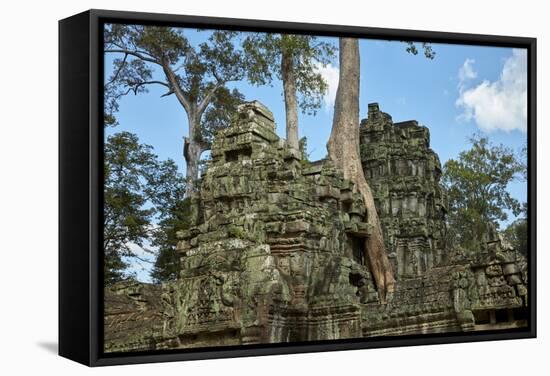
[
  {"x1": 104, "y1": 101, "x2": 529, "y2": 353},
  {"x1": 360, "y1": 103, "x2": 447, "y2": 279}
]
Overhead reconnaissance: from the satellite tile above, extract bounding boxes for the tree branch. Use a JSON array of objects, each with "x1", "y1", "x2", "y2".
[
  {"x1": 132, "y1": 48, "x2": 158, "y2": 60},
  {"x1": 106, "y1": 53, "x2": 129, "y2": 87},
  {"x1": 160, "y1": 90, "x2": 175, "y2": 98},
  {"x1": 105, "y1": 49, "x2": 161, "y2": 65},
  {"x1": 197, "y1": 83, "x2": 221, "y2": 118},
  {"x1": 122, "y1": 81, "x2": 170, "y2": 96},
  {"x1": 161, "y1": 62, "x2": 192, "y2": 113}
]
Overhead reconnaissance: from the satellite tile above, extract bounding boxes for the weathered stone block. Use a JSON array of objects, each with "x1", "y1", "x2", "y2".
[
  {"x1": 486, "y1": 265, "x2": 503, "y2": 277},
  {"x1": 503, "y1": 263, "x2": 520, "y2": 275}
]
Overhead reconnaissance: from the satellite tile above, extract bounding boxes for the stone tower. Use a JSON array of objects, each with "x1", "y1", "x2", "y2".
[
  {"x1": 164, "y1": 101, "x2": 379, "y2": 348},
  {"x1": 360, "y1": 103, "x2": 447, "y2": 279}
]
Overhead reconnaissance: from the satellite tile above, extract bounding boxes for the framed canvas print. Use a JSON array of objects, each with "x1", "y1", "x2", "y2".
[{"x1": 59, "y1": 9, "x2": 536, "y2": 366}]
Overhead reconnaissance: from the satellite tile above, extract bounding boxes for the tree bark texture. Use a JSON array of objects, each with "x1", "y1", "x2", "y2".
[
  {"x1": 162, "y1": 62, "x2": 209, "y2": 198},
  {"x1": 327, "y1": 38, "x2": 395, "y2": 301},
  {"x1": 281, "y1": 48, "x2": 299, "y2": 151},
  {"x1": 183, "y1": 111, "x2": 205, "y2": 197}
]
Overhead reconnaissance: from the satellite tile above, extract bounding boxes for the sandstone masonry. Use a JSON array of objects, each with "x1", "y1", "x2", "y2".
[{"x1": 104, "y1": 101, "x2": 528, "y2": 352}]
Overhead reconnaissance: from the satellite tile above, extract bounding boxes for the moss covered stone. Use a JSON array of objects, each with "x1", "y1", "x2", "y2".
[{"x1": 104, "y1": 101, "x2": 528, "y2": 352}]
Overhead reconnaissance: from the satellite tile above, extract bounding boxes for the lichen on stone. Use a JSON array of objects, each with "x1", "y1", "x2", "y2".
[{"x1": 104, "y1": 101, "x2": 528, "y2": 352}]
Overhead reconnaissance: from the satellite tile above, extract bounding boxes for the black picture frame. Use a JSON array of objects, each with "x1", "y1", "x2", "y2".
[{"x1": 59, "y1": 9, "x2": 537, "y2": 367}]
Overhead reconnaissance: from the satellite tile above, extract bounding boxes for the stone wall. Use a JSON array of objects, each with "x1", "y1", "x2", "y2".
[
  {"x1": 104, "y1": 101, "x2": 528, "y2": 353},
  {"x1": 104, "y1": 281, "x2": 165, "y2": 352}
]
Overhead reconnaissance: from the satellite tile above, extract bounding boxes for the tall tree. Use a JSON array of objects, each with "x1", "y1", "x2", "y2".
[
  {"x1": 326, "y1": 39, "x2": 434, "y2": 298},
  {"x1": 104, "y1": 131, "x2": 186, "y2": 284},
  {"x1": 442, "y1": 135, "x2": 524, "y2": 251},
  {"x1": 150, "y1": 198, "x2": 192, "y2": 283},
  {"x1": 146, "y1": 159, "x2": 188, "y2": 283},
  {"x1": 104, "y1": 132, "x2": 157, "y2": 285},
  {"x1": 104, "y1": 25, "x2": 245, "y2": 196},
  {"x1": 243, "y1": 34, "x2": 336, "y2": 150},
  {"x1": 327, "y1": 38, "x2": 395, "y2": 301}
]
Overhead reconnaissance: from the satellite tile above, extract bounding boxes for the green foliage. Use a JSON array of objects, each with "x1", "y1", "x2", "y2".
[
  {"x1": 150, "y1": 198, "x2": 192, "y2": 283},
  {"x1": 242, "y1": 33, "x2": 336, "y2": 116},
  {"x1": 442, "y1": 134, "x2": 525, "y2": 251},
  {"x1": 404, "y1": 41, "x2": 436, "y2": 59},
  {"x1": 504, "y1": 218, "x2": 528, "y2": 256},
  {"x1": 201, "y1": 87, "x2": 245, "y2": 145},
  {"x1": 519, "y1": 143, "x2": 528, "y2": 181},
  {"x1": 104, "y1": 25, "x2": 245, "y2": 146},
  {"x1": 104, "y1": 131, "x2": 186, "y2": 285},
  {"x1": 104, "y1": 132, "x2": 156, "y2": 284},
  {"x1": 227, "y1": 224, "x2": 246, "y2": 239},
  {"x1": 104, "y1": 246, "x2": 129, "y2": 285},
  {"x1": 147, "y1": 158, "x2": 187, "y2": 283},
  {"x1": 133, "y1": 26, "x2": 190, "y2": 64}
]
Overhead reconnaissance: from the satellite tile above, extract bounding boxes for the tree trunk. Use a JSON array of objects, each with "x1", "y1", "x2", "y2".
[
  {"x1": 281, "y1": 47, "x2": 299, "y2": 151},
  {"x1": 161, "y1": 62, "x2": 205, "y2": 197},
  {"x1": 327, "y1": 38, "x2": 395, "y2": 301},
  {"x1": 183, "y1": 112, "x2": 205, "y2": 197}
]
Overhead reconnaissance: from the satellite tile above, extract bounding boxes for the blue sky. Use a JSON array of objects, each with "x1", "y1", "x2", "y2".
[{"x1": 105, "y1": 29, "x2": 528, "y2": 281}]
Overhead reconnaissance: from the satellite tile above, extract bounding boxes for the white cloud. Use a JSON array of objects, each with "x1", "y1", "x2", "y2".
[
  {"x1": 458, "y1": 58, "x2": 477, "y2": 91},
  {"x1": 315, "y1": 62, "x2": 339, "y2": 111},
  {"x1": 456, "y1": 49, "x2": 527, "y2": 133}
]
